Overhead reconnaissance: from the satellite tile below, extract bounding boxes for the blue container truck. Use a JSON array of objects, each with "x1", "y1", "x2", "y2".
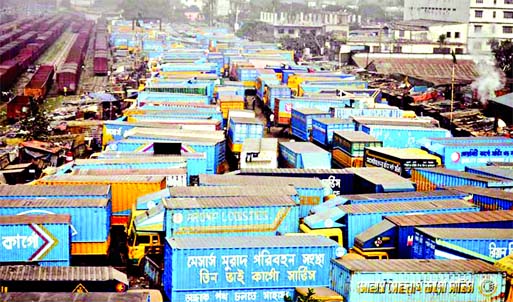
[
  {"x1": 312, "y1": 189, "x2": 470, "y2": 214},
  {"x1": 330, "y1": 107, "x2": 403, "y2": 119},
  {"x1": 264, "y1": 84, "x2": 291, "y2": 109},
  {"x1": 197, "y1": 174, "x2": 326, "y2": 218},
  {"x1": 163, "y1": 236, "x2": 342, "y2": 302},
  {"x1": 412, "y1": 167, "x2": 513, "y2": 190},
  {"x1": 311, "y1": 118, "x2": 354, "y2": 148},
  {"x1": 354, "y1": 210, "x2": 513, "y2": 258},
  {"x1": 449, "y1": 186, "x2": 513, "y2": 210},
  {"x1": 227, "y1": 117, "x2": 264, "y2": 153},
  {"x1": 465, "y1": 166, "x2": 513, "y2": 180},
  {"x1": 238, "y1": 168, "x2": 354, "y2": 196},
  {"x1": 348, "y1": 167, "x2": 416, "y2": 193},
  {"x1": 279, "y1": 142, "x2": 331, "y2": 169},
  {"x1": 0, "y1": 215, "x2": 71, "y2": 266},
  {"x1": 329, "y1": 259, "x2": 506, "y2": 302},
  {"x1": 304, "y1": 199, "x2": 479, "y2": 249},
  {"x1": 419, "y1": 137, "x2": 513, "y2": 170},
  {"x1": 291, "y1": 108, "x2": 331, "y2": 142},
  {"x1": 136, "y1": 92, "x2": 210, "y2": 106},
  {"x1": 412, "y1": 227, "x2": 513, "y2": 263},
  {"x1": 361, "y1": 125, "x2": 451, "y2": 148},
  {"x1": 0, "y1": 185, "x2": 111, "y2": 200},
  {"x1": 274, "y1": 97, "x2": 352, "y2": 126}
]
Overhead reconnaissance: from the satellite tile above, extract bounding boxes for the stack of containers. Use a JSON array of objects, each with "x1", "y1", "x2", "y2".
[
  {"x1": 264, "y1": 84, "x2": 291, "y2": 109},
  {"x1": 311, "y1": 118, "x2": 354, "y2": 148},
  {"x1": 227, "y1": 117, "x2": 264, "y2": 153},
  {"x1": 236, "y1": 66, "x2": 258, "y2": 88},
  {"x1": 291, "y1": 108, "x2": 331, "y2": 142},
  {"x1": 330, "y1": 106, "x2": 404, "y2": 119}
]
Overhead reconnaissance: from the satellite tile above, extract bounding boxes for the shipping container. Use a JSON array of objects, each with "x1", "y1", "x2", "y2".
[
  {"x1": 0, "y1": 292, "x2": 161, "y2": 302},
  {"x1": 263, "y1": 84, "x2": 291, "y2": 108},
  {"x1": 304, "y1": 199, "x2": 478, "y2": 248},
  {"x1": 198, "y1": 174, "x2": 326, "y2": 218},
  {"x1": 348, "y1": 167, "x2": 416, "y2": 194},
  {"x1": 291, "y1": 108, "x2": 331, "y2": 142},
  {"x1": 160, "y1": 195, "x2": 299, "y2": 237},
  {"x1": 0, "y1": 184, "x2": 111, "y2": 199},
  {"x1": 227, "y1": 117, "x2": 264, "y2": 153},
  {"x1": 0, "y1": 215, "x2": 70, "y2": 266},
  {"x1": 465, "y1": 166, "x2": 513, "y2": 180},
  {"x1": 274, "y1": 97, "x2": 352, "y2": 126},
  {"x1": 238, "y1": 168, "x2": 354, "y2": 196},
  {"x1": 279, "y1": 142, "x2": 331, "y2": 169},
  {"x1": 311, "y1": 118, "x2": 354, "y2": 148},
  {"x1": 137, "y1": 186, "x2": 300, "y2": 211},
  {"x1": 312, "y1": 189, "x2": 470, "y2": 214},
  {"x1": 412, "y1": 227, "x2": 513, "y2": 263},
  {"x1": 74, "y1": 168, "x2": 188, "y2": 187},
  {"x1": 363, "y1": 147, "x2": 441, "y2": 177},
  {"x1": 137, "y1": 92, "x2": 210, "y2": 106},
  {"x1": 330, "y1": 259, "x2": 506, "y2": 302},
  {"x1": 411, "y1": 167, "x2": 513, "y2": 191},
  {"x1": 330, "y1": 107, "x2": 403, "y2": 120},
  {"x1": 332, "y1": 131, "x2": 382, "y2": 169},
  {"x1": 419, "y1": 137, "x2": 513, "y2": 170},
  {"x1": 352, "y1": 116, "x2": 438, "y2": 131},
  {"x1": 0, "y1": 266, "x2": 128, "y2": 293},
  {"x1": 218, "y1": 96, "x2": 244, "y2": 119},
  {"x1": 448, "y1": 186, "x2": 513, "y2": 210},
  {"x1": 163, "y1": 236, "x2": 341, "y2": 301},
  {"x1": 0, "y1": 198, "x2": 110, "y2": 244},
  {"x1": 361, "y1": 125, "x2": 451, "y2": 148},
  {"x1": 299, "y1": 81, "x2": 368, "y2": 96},
  {"x1": 36, "y1": 175, "x2": 165, "y2": 226},
  {"x1": 240, "y1": 138, "x2": 278, "y2": 169},
  {"x1": 355, "y1": 210, "x2": 513, "y2": 258}
]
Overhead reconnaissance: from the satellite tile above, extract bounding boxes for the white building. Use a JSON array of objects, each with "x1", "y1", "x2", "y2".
[
  {"x1": 70, "y1": 0, "x2": 95, "y2": 7},
  {"x1": 180, "y1": 0, "x2": 206, "y2": 10},
  {"x1": 404, "y1": 0, "x2": 513, "y2": 52},
  {"x1": 347, "y1": 20, "x2": 468, "y2": 54}
]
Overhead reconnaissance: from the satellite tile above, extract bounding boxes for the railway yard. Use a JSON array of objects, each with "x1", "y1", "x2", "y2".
[{"x1": 0, "y1": 10, "x2": 512, "y2": 302}]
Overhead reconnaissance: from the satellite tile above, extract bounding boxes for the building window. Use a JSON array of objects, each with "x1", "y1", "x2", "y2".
[
  {"x1": 475, "y1": 10, "x2": 483, "y2": 17},
  {"x1": 503, "y1": 26, "x2": 513, "y2": 33},
  {"x1": 372, "y1": 46, "x2": 380, "y2": 52},
  {"x1": 288, "y1": 29, "x2": 294, "y2": 34},
  {"x1": 393, "y1": 46, "x2": 402, "y2": 53},
  {"x1": 399, "y1": 30, "x2": 405, "y2": 37},
  {"x1": 476, "y1": 0, "x2": 483, "y2": 3},
  {"x1": 505, "y1": 11, "x2": 513, "y2": 18},
  {"x1": 278, "y1": 29, "x2": 284, "y2": 34},
  {"x1": 446, "y1": 32, "x2": 451, "y2": 38},
  {"x1": 506, "y1": 0, "x2": 513, "y2": 4},
  {"x1": 493, "y1": 11, "x2": 496, "y2": 18},
  {"x1": 455, "y1": 32, "x2": 460, "y2": 38},
  {"x1": 474, "y1": 25, "x2": 483, "y2": 33}
]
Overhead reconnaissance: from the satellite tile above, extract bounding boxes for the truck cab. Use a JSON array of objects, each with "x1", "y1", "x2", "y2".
[{"x1": 126, "y1": 204, "x2": 165, "y2": 265}]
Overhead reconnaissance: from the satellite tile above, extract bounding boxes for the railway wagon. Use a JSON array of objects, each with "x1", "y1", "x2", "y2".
[{"x1": 24, "y1": 65, "x2": 54, "y2": 99}]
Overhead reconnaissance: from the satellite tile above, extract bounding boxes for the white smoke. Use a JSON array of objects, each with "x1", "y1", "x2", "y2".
[{"x1": 469, "y1": 26, "x2": 505, "y2": 106}]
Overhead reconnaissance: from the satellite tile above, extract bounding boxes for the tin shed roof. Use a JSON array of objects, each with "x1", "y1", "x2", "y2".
[
  {"x1": 0, "y1": 266, "x2": 128, "y2": 284},
  {"x1": 199, "y1": 174, "x2": 323, "y2": 188},
  {"x1": 164, "y1": 195, "x2": 296, "y2": 209},
  {"x1": 332, "y1": 259, "x2": 501, "y2": 273},
  {"x1": 168, "y1": 185, "x2": 298, "y2": 197},
  {"x1": 0, "y1": 185, "x2": 111, "y2": 197}
]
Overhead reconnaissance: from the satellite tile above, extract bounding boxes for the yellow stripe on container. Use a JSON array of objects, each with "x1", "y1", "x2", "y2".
[{"x1": 72, "y1": 236, "x2": 111, "y2": 256}]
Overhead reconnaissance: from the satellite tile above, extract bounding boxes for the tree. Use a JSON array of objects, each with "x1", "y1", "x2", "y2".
[
  {"x1": 120, "y1": 0, "x2": 170, "y2": 20},
  {"x1": 491, "y1": 39, "x2": 513, "y2": 78},
  {"x1": 18, "y1": 98, "x2": 51, "y2": 141},
  {"x1": 284, "y1": 288, "x2": 321, "y2": 302},
  {"x1": 437, "y1": 34, "x2": 447, "y2": 48}
]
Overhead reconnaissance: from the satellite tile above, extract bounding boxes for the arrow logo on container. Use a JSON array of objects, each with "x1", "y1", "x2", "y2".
[
  {"x1": 16, "y1": 210, "x2": 78, "y2": 236},
  {"x1": 28, "y1": 223, "x2": 58, "y2": 261}
]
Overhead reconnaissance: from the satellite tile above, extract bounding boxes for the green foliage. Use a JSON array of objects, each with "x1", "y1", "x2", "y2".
[
  {"x1": 19, "y1": 98, "x2": 51, "y2": 141},
  {"x1": 437, "y1": 34, "x2": 447, "y2": 46},
  {"x1": 120, "y1": 0, "x2": 171, "y2": 20},
  {"x1": 284, "y1": 288, "x2": 321, "y2": 302},
  {"x1": 491, "y1": 39, "x2": 513, "y2": 78},
  {"x1": 236, "y1": 21, "x2": 275, "y2": 42}
]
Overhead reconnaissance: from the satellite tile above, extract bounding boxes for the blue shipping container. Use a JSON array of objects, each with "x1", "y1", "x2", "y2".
[
  {"x1": 163, "y1": 236, "x2": 341, "y2": 301},
  {"x1": 412, "y1": 227, "x2": 513, "y2": 263},
  {"x1": 311, "y1": 118, "x2": 354, "y2": 147},
  {"x1": 291, "y1": 108, "x2": 331, "y2": 142},
  {"x1": 361, "y1": 125, "x2": 451, "y2": 148},
  {"x1": 0, "y1": 198, "x2": 111, "y2": 242},
  {"x1": 279, "y1": 142, "x2": 331, "y2": 169},
  {"x1": 0, "y1": 215, "x2": 71, "y2": 266},
  {"x1": 0, "y1": 185, "x2": 111, "y2": 200}
]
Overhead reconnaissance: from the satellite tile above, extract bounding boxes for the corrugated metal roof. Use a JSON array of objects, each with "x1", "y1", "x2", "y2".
[
  {"x1": 492, "y1": 92, "x2": 513, "y2": 109},
  {"x1": 333, "y1": 131, "x2": 380, "y2": 142},
  {"x1": 75, "y1": 168, "x2": 187, "y2": 176},
  {"x1": 164, "y1": 195, "x2": 296, "y2": 209},
  {"x1": 168, "y1": 185, "x2": 298, "y2": 197},
  {"x1": 0, "y1": 214, "x2": 71, "y2": 225},
  {"x1": 349, "y1": 167, "x2": 415, "y2": 188},
  {"x1": 417, "y1": 227, "x2": 513, "y2": 240},
  {"x1": 0, "y1": 198, "x2": 109, "y2": 207},
  {"x1": 0, "y1": 185, "x2": 111, "y2": 197},
  {"x1": 74, "y1": 157, "x2": 187, "y2": 165},
  {"x1": 229, "y1": 117, "x2": 263, "y2": 125},
  {"x1": 168, "y1": 235, "x2": 337, "y2": 249},
  {"x1": 332, "y1": 259, "x2": 501, "y2": 273},
  {"x1": 385, "y1": 210, "x2": 513, "y2": 226},
  {"x1": 465, "y1": 167, "x2": 513, "y2": 180},
  {"x1": 280, "y1": 141, "x2": 329, "y2": 153},
  {"x1": 240, "y1": 168, "x2": 349, "y2": 174},
  {"x1": 293, "y1": 108, "x2": 329, "y2": 115},
  {"x1": 415, "y1": 168, "x2": 511, "y2": 183},
  {"x1": 355, "y1": 220, "x2": 396, "y2": 244},
  {"x1": 352, "y1": 57, "x2": 478, "y2": 86},
  {"x1": 339, "y1": 199, "x2": 476, "y2": 214},
  {"x1": 39, "y1": 175, "x2": 165, "y2": 183},
  {"x1": 313, "y1": 118, "x2": 353, "y2": 125},
  {"x1": 0, "y1": 266, "x2": 128, "y2": 284},
  {"x1": 199, "y1": 174, "x2": 324, "y2": 188},
  {"x1": 341, "y1": 189, "x2": 467, "y2": 201},
  {"x1": 449, "y1": 186, "x2": 513, "y2": 201}
]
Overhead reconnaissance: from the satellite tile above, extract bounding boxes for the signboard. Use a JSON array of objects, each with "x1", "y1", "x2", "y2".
[
  {"x1": 364, "y1": 149, "x2": 437, "y2": 177},
  {"x1": 448, "y1": 146, "x2": 513, "y2": 169}
]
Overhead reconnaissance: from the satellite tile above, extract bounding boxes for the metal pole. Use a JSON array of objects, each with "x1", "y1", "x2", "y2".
[{"x1": 450, "y1": 62, "x2": 455, "y2": 125}]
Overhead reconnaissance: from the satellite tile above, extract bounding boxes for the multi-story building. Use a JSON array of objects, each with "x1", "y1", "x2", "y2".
[
  {"x1": 404, "y1": 0, "x2": 513, "y2": 52},
  {"x1": 259, "y1": 10, "x2": 350, "y2": 39}
]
